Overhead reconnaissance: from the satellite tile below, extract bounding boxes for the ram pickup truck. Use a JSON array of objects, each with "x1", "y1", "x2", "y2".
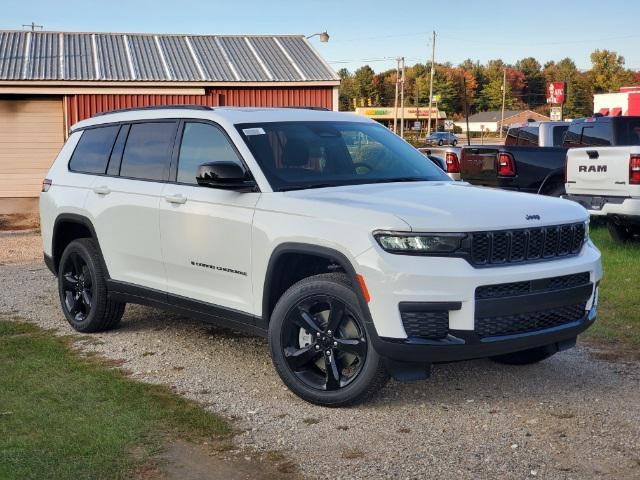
[
  {"x1": 564, "y1": 116, "x2": 640, "y2": 242},
  {"x1": 460, "y1": 122, "x2": 570, "y2": 196}
]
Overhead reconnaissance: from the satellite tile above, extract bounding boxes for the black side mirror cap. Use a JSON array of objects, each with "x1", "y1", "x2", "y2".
[{"x1": 196, "y1": 162, "x2": 257, "y2": 192}]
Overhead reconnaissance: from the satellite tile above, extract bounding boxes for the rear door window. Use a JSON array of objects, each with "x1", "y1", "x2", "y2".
[
  {"x1": 119, "y1": 122, "x2": 177, "y2": 181},
  {"x1": 69, "y1": 125, "x2": 119, "y2": 174}
]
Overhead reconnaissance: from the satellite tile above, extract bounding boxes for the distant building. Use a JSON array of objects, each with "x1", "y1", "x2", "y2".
[
  {"x1": 593, "y1": 86, "x2": 640, "y2": 117},
  {"x1": 354, "y1": 106, "x2": 446, "y2": 131},
  {"x1": 455, "y1": 110, "x2": 550, "y2": 133}
]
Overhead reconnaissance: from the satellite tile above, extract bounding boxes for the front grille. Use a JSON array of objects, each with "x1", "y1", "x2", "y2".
[
  {"x1": 470, "y1": 223, "x2": 585, "y2": 266},
  {"x1": 475, "y1": 272, "x2": 591, "y2": 299},
  {"x1": 401, "y1": 310, "x2": 449, "y2": 340},
  {"x1": 476, "y1": 303, "x2": 586, "y2": 337}
]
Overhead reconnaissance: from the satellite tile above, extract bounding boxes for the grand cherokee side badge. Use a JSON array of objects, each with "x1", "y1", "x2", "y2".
[{"x1": 526, "y1": 214, "x2": 541, "y2": 220}]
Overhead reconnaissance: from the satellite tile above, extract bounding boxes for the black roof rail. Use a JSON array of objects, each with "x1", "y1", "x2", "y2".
[{"x1": 92, "y1": 105, "x2": 215, "y2": 117}]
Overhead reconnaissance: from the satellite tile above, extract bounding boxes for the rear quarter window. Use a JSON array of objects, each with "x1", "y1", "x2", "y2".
[{"x1": 68, "y1": 126, "x2": 120, "y2": 174}]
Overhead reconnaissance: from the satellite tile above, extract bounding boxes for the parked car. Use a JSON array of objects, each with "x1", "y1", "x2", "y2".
[
  {"x1": 417, "y1": 147, "x2": 461, "y2": 180},
  {"x1": 40, "y1": 106, "x2": 601, "y2": 407},
  {"x1": 426, "y1": 131, "x2": 458, "y2": 146},
  {"x1": 460, "y1": 122, "x2": 570, "y2": 196},
  {"x1": 564, "y1": 116, "x2": 640, "y2": 242}
]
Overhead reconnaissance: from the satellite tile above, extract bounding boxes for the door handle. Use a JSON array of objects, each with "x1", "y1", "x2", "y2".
[
  {"x1": 164, "y1": 194, "x2": 187, "y2": 205},
  {"x1": 92, "y1": 185, "x2": 111, "y2": 195}
]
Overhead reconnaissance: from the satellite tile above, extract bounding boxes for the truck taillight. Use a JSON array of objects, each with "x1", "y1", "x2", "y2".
[
  {"x1": 630, "y1": 154, "x2": 640, "y2": 185},
  {"x1": 42, "y1": 178, "x2": 52, "y2": 192},
  {"x1": 445, "y1": 152, "x2": 460, "y2": 173},
  {"x1": 497, "y1": 152, "x2": 516, "y2": 177}
]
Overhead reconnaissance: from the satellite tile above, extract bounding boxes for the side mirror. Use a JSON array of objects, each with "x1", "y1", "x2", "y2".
[{"x1": 196, "y1": 162, "x2": 256, "y2": 192}]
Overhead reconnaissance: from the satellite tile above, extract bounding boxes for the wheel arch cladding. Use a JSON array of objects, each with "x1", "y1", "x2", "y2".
[
  {"x1": 52, "y1": 214, "x2": 107, "y2": 277},
  {"x1": 262, "y1": 243, "x2": 372, "y2": 326}
]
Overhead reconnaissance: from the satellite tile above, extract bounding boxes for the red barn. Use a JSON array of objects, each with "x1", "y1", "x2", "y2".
[{"x1": 0, "y1": 30, "x2": 339, "y2": 202}]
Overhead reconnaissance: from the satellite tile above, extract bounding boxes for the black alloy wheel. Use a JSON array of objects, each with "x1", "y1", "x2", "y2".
[
  {"x1": 281, "y1": 295, "x2": 367, "y2": 391},
  {"x1": 61, "y1": 251, "x2": 94, "y2": 322}
]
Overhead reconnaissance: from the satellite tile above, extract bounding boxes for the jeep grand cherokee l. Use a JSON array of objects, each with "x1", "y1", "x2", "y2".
[{"x1": 40, "y1": 106, "x2": 602, "y2": 406}]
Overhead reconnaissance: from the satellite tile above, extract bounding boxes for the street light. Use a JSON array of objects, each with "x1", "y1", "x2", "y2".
[{"x1": 306, "y1": 31, "x2": 330, "y2": 43}]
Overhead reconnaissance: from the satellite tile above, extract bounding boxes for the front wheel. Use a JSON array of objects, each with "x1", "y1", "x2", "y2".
[
  {"x1": 438, "y1": 140, "x2": 444, "y2": 146},
  {"x1": 490, "y1": 345, "x2": 557, "y2": 365},
  {"x1": 452, "y1": 140, "x2": 457, "y2": 146},
  {"x1": 269, "y1": 273, "x2": 389, "y2": 407}
]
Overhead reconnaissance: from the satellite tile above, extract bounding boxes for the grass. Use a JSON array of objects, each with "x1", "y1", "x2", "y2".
[
  {"x1": 0, "y1": 319, "x2": 230, "y2": 480},
  {"x1": 586, "y1": 225, "x2": 640, "y2": 347}
]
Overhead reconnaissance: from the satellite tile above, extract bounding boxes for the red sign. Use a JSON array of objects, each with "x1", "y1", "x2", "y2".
[{"x1": 547, "y1": 82, "x2": 566, "y2": 105}]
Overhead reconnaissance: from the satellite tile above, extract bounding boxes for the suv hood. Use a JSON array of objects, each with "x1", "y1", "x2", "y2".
[{"x1": 286, "y1": 181, "x2": 588, "y2": 232}]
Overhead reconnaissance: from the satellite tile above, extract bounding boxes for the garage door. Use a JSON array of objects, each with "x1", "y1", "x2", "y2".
[{"x1": 0, "y1": 98, "x2": 64, "y2": 197}]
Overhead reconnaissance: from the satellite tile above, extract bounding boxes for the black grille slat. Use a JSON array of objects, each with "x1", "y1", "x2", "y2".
[
  {"x1": 470, "y1": 223, "x2": 584, "y2": 266},
  {"x1": 475, "y1": 272, "x2": 591, "y2": 299},
  {"x1": 401, "y1": 311, "x2": 449, "y2": 340},
  {"x1": 476, "y1": 303, "x2": 586, "y2": 337}
]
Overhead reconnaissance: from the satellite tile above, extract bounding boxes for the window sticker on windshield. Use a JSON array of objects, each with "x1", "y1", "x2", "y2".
[{"x1": 243, "y1": 127, "x2": 266, "y2": 136}]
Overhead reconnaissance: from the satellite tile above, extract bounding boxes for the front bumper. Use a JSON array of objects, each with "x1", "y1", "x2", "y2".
[{"x1": 355, "y1": 240, "x2": 601, "y2": 362}]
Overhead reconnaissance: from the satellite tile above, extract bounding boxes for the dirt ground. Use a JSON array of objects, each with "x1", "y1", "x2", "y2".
[{"x1": 1, "y1": 232, "x2": 639, "y2": 479}]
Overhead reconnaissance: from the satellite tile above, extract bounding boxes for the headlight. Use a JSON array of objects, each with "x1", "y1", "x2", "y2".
[{"x1": 374, "y1": 232, "x2": 466, "y2": 254}]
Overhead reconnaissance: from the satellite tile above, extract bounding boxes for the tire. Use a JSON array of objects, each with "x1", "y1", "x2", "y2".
[
  {"x1": 438, "y1": 140, "x2": 443, "y2": 146},
  {"x1": 269, "y1": 273, "x2": 389, "y2": 407},
  {"x1": 452, "y1": 140, "x2": 457, "y2": 147},
  {"x1": 490, "y1": 344, "x2": 557, "y2": 365},
  {"x1": 58, "y1": 238, "x2": 125, "y2": 333},
  {"x1": 607, "y1": 222, "x2": 637, "y2": 243},
  {"x1": 544, "y1": 183, "x2": 565, "y2": 197}
]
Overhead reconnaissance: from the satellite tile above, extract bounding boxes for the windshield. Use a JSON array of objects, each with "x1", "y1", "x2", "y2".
[{"x1": 236, "y1": 121, "x2": 449, "y2": 191}]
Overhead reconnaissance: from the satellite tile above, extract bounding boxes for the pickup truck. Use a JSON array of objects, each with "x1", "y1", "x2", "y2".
[
  {"x1": 564, "y1": 116, "x2": 640, "y2": 242},
  {"x1": 460, "y1": 122, "x2": 570, "y2": 196},
  {"x1": 419, "y1": 146, "x2": 462, "y2": 180}
]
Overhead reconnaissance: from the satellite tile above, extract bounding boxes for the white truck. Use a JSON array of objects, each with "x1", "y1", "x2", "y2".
[{"x1": 564, "y1": 116, "x2": 640, "y2": 242}]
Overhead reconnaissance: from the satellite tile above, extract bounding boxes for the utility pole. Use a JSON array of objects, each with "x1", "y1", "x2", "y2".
[
  {"x1": 22, "y1": 21, "x2": 43, "y2": 31},
  {"x1": 393, "y1": 58, "x2": 400, "y2": 134},
  {"x1": 463, "y1": 76, "x2": 471, "y2": 146},
  {"x1": 400, "y1": 57, "x2": 405, "y2": 138},
  {"x1": 427, "y1": 30, "x2": 436, "y2": 137},
  {"x1": 500, "y1": 68, "x2": 507, "y2": 139}
]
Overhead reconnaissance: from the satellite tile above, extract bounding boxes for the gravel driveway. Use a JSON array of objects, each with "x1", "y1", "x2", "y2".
[{"x1": 1, "y1": 232, "x2": 639, "y2": 479}]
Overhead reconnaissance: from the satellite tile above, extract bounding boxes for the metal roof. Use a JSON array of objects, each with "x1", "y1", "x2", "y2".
[{"x1": 0, "y1": 30, "x2": 338, "y2": 82}]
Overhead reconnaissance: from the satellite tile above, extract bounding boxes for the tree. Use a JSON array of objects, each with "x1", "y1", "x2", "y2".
[
  {"x1": 516, "y1": 57, "x2": 545, "y2": 108},
  {"x1": 337, "y1": 68, "x2": 354, "y2": 111},
  {"x1": 352, "y1": 65, "x2": 377, "y2": 106},
  {"x1": 590, "y1": 49, "x2": 632, "y2": 93}
]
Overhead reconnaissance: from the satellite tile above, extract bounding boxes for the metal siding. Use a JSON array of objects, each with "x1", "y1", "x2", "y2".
[
  {"x1": 95, "y1": 34, "x2": 131, "y2": 80},
  {"x1": 127, "y1": 35, "x2": 168, "y2": 81},
  {"x1": 159, "y1": 36, "x2": 201, "y2": 81},
  {"x1": 217, "y1": 37, "x2": 266, "y2": 82},
  {"x1": 188, "y1": 36, "x2": 235, "y2": 81},
  {"x1": 279, "y1": 37, "x2": 335, "y2": 81},
  {"x1": 27, "y1": 32, "x2": 60, "y2": 80},
  {"x1": 0, "y1": 31, "x2": 26, "y2": 80},
  {"x1": 250, "y1": 37, "x2": 301, "y2": 82},
  {"x1": 64, "y1": 33, "x2": 95, "y2": 80}
]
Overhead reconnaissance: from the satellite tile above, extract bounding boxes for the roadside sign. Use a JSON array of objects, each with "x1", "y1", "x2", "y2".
[
  {"x1": 547, "y1": 82, "x2": 566, "y2": 105},
  {"x1": 444, "y1": 120, "x2": 454, "y2": 130},
  {"x1": 550, "y1": 106, "x2": 563, "y2": 121}
]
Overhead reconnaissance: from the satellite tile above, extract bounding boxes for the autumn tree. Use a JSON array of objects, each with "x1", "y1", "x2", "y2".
[{"x1": 590, "y1": 49, "x2": 632, "y2": 93}]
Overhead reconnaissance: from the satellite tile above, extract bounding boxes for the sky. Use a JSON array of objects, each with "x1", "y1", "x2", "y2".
[{"x1": 3, "y1": 0, "x2": 640, "y2": 73}]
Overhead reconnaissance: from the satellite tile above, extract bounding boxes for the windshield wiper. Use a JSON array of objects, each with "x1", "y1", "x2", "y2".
[
  {"x1": 364, "y1": 177, "x2": 429, "y2": 184},
  {"x1": 279, "y1": 183, "x2": 341, "y2": 192}
]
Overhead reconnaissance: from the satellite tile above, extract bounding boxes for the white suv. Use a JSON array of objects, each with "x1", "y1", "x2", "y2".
[{"x1": 40, "y1": 106, "x2": 602, "y2": 406}]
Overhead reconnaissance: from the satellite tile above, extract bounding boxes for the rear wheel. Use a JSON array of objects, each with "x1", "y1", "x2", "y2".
[
  {"x1": 490, "y1": 345, "x2": 557, "y2": 365},
  {"x1": 269, "y1": 273, "x2": 389, "y2": 407},
  {"x1": 58, "y1": 238, "x2": 125, "y2": 332},
  {"x1": 452, "y1": 140, "x2": 457, "y2": 147},
  {"x1": 438, "y1": 139, "x2": 444, "y2": 146},
  {"x1": 607, "y1": 222, "x2": 637, "y2": 243}
]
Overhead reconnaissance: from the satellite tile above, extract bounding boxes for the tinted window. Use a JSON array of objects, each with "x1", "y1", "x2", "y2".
[
  {"x1": 563, "y1": 123, "x2": 583, "y2": 147},
  {"x1": 580, "y1": 122, "x2": 612, "y2": 147},
  {"x1": 119, "y1": 122, "x2": 177, "y2": 181},
  {"x1": 614, "y1": 117, "x2": 640, "y2": 145},
  {"x1": 69, "y1": 126, "x2": 119, "y2": 174},
  {"x1": 505, "y1": 128, "x2": 519, "y2": 146},
  {"x1": 518, "y1": 126, "x2": 539, "y2": 146},
  {"x1": 552, "y1": 125, "x2": 569, "y2": 146},
  {"x1": 238, "y1": 121, "x2": 449, "y2": 191},
  {"x1": 177, "y1": 123, "x2": 242, "y2": 184}
]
